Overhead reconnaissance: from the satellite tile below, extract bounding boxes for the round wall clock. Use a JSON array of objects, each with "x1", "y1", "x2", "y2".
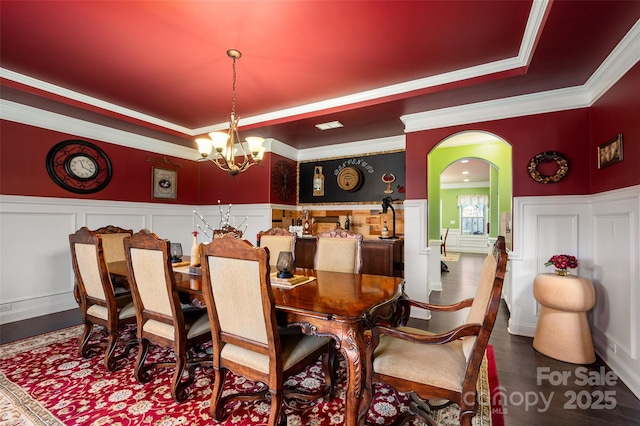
[
  {"x1": 272, "y1": 160, "x2": 296, "y2": 201},
  {"x1": 46, "y1": 140, "x2": 113, "y2": 194},
  {"x1": 336, "y1": 166, "x2": 363, "y2": 192}
]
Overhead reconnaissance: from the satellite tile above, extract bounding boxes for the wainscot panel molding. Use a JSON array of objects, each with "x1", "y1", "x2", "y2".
[
  {"x1": 590, "y1": 186, "x2": 640, "y2": 400},
  {"x1": 440, "y1": 229, "x2": 491, "y2": 254},
  {"x1": 0, "y1": 195, "x2": 272, "y2": 324},
  {"x1": 509, "y1": 186, "x2": 639, "y2": 400},
  {"x1": 509, "y1": 194, "x2": 592, "y2": 338},
  {"x1": 403, "y1": 199, "x2": 430, "y2": 320}
]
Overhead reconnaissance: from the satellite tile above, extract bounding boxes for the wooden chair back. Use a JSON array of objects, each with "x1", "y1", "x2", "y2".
[
  {"x1": 314, "y1": 228, "x2": 363, "y2": 273},
  {"x1": 123, "y1": 229, "x2": 210, "y2": 402},
  {"x1": 69, "y1": 227, "x2": 136, "y2": 371},
  {"x1": 199, "y1": 234, "x2": 336, "y2": 425},
  {"x1": 362, "y1": 236, "x2": 507, "y2": 426},
  {"x1": 90, "y1": 225, "x2": 133, "y2": 264},
  {"x1": 258, "y1": 228, "x2": 296, "y2": 267},
  {"x1": 201, "y1": 235, "x2": 277, "y2": 373},
  {"x1": 441, "y1": 227, "x2": 449, "y2": 256}
]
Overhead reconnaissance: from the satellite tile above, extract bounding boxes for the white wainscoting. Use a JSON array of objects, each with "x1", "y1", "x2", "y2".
[
  {"x1": 590, "y1": 187, "x2": 640, "y2": 400},
  {"x1": 508, "y1": 186, "x2": 640, "y2": 399},
  {"x1": 440, "y1": 228, "x2": 490, "y2": 254},
  {"x1": 404, "y1": 199, "x2": 430, "y2": 320},
  {"x1": 0, "y1": 195, "x2": 273, "y2": 324}
]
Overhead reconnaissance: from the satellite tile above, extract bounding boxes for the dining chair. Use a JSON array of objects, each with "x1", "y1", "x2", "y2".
[
  {"x1": 199, "y1": 234, "x2": 337, "y2": 425},
  {"x1": 69, "y1": 227, "x2": 136, "y2": 372},
  {"x1": 90, "y1": 225, "x2": 133, "y2": 292},
  {"x1": 314, "y1": 228, "x2": 363, "y2": 273},
  {"x1": 360, "y1": 236, "x2": 508, "y2": 426},
  {"x1": 124, "y1": 229, "x2": 211, "y2": 402},
  {"x1": 257, "y1": 227, "x2": 297, "y2": 267},
  {"x1": 440, "y1": 227, "x2": 449, "y2": 257}
]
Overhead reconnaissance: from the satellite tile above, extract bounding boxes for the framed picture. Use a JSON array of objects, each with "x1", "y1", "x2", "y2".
[
  {"x1": 152, "y1": 167, "x2": 177, "y2": 199},
  {"x1": 598, "y1": 134, "x2": 623, "y2": 169}
]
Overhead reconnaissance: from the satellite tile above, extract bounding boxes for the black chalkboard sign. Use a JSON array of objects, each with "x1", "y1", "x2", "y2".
[{"x1": 299, "y1": 151, "x2": 405, "y2": 204}]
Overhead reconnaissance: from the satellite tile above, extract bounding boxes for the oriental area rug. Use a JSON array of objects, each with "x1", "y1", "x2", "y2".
[{"x1": 0, "y1": 325, "x2": 503, "y2": 426}]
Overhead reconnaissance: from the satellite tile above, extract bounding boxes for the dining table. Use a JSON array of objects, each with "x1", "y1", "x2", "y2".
[{"x1": 108, "y1": 260, "x2": 405, "y2": 426}]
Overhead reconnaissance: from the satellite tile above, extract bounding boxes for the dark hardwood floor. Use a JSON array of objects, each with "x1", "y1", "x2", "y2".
[
  {"x1": 407, "y1": 252, "x2": 640, "y2": 426},
  {"x1": 1, "y1": 253, "x2": 639, "y2": 425}
]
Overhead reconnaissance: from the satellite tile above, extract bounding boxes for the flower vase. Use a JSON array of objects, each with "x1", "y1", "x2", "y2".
[
  {"x1": 190, "y1": 235, "x2": 200, "y2": 266},
  {"x1": 555, "y1": 269, "x2": 569, "y2": 276}
]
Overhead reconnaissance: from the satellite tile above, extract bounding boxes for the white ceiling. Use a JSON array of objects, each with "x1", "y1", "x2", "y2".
[{"x1": 439, "y1": 132, "x2": 498, "y2": 185}]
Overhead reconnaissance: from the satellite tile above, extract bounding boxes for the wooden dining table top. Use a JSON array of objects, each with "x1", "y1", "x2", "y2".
[{"x1": 108, "y1": 261, "x2": 404, "y2": 320}]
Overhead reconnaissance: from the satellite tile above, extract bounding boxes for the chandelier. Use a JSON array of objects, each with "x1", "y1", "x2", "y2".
[{"x1": 196, "y1": 49, "x2": 265, "y2": 178}]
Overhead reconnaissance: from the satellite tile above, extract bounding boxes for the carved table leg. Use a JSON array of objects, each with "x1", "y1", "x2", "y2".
[{"x1": 340, "y1": 325, "x2": 367, "y2": 426}]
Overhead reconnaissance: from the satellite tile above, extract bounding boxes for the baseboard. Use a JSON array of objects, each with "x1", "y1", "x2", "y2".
[
  {"x1": 507, "y1": 319, "x2": 536, "y2": 337},
  {"x1": 594, "y1": 338, "x2": 640, "y2": 400},
  {"x1": 0, "y1": 293, "x2": 77, "y2": 325}
]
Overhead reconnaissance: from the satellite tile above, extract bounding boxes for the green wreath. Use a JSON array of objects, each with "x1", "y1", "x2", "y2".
[{"x1": 528, "y1": 151, "x2": 569, "y2": 184}]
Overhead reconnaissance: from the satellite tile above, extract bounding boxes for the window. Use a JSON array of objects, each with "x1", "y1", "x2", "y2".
[{"x1": 458, "y1": 195, "x2": 488, "y2": 235}]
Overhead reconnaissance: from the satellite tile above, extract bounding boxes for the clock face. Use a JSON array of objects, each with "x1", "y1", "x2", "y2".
[
  {"x1": 67, "y1": 154, "x2": 98, "y2": 179},
  {"x1": 46, "y1": 140, "x2": 112, "y2": 194}
]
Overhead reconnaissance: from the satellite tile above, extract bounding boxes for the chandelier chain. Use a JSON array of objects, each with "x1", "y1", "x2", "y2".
[{"x1": 231, "y1": 56, "x2": 237, "y2": 118}]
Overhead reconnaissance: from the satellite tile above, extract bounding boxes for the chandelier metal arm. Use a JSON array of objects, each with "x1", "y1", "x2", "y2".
[{"x1": 195, "y1": 49, "x2": 264, "y2": 178}]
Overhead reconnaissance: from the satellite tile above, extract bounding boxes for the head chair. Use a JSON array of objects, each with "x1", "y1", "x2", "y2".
[
  {"x1": 314, "y1": 228, "x2": 363, "y2": 273},
  {"x1": 361, "y1": 236, "x2": 508, "y2": 426},
  {"x1": 258, "y1": 227, "x2": 297, "y2": 268}
]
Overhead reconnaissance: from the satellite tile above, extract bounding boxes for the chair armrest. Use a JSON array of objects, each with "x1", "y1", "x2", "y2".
[
  {"x1": 399, "y1": 297, "x2": 473, "y2": 313},
  {"x1": 373, "y1": 322, "x2": 481, "y2": 345}
]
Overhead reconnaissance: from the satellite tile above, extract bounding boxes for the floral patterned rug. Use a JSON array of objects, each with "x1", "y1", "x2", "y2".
[{"x1": 0, "y1": 325, "x2": 502, "y2": 425}]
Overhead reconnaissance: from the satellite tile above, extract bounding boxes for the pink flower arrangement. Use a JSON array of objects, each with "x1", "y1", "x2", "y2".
[{"x1": 545, "y1": 254, "x2": 578, "y2": 271}]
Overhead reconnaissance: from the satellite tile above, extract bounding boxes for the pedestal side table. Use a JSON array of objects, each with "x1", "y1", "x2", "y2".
[{"x1": 533, "y1": 273, "x2": 596, "y2": 364}]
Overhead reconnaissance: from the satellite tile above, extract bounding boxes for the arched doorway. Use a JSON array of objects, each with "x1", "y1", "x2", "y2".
[{"x1": 428, "y1": 131, "x2": 513, "y2": 253}]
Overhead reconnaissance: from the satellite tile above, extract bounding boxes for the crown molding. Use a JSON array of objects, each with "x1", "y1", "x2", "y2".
[
  {"x1": 0, "y1": 68, "x2": 194, "y2": 136},
  {"x1": 401, "y1": 85, "x2": 592, "y2": 133},
  {"x1": 1, "y1": 100, "x2": 199, "y2": 160},
  {"x1": 296, "y1": 135, "x2": 405, "y2": 162},
  {"x1": 586, "y1": 18, "x2": 640, "y2": 104},
  {"x1": 401, "y1": 17, "x2": 640, "y2": 133}
]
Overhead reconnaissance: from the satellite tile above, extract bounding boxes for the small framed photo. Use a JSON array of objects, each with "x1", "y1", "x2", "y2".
[
  {"x1": 598, "y1": 134, "x2": 623, "y2": 169},
  {"x1": 152, "y1": 167, "x2": 177, "y2": 199}
]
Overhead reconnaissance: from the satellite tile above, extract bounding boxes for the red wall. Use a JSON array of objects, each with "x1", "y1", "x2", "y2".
[
  {"x1": 4, "y1": 61, "x2": 638, "y2": 205},
  {"x1": 406, "y1": 109, "x2": 591, "y2": 200},
  {"x1": 0, "y1": 120, "x2": 291, "y2": 206},
  {"x1": 589, "y1": 61, "x2": 640, "y2": 193}
]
